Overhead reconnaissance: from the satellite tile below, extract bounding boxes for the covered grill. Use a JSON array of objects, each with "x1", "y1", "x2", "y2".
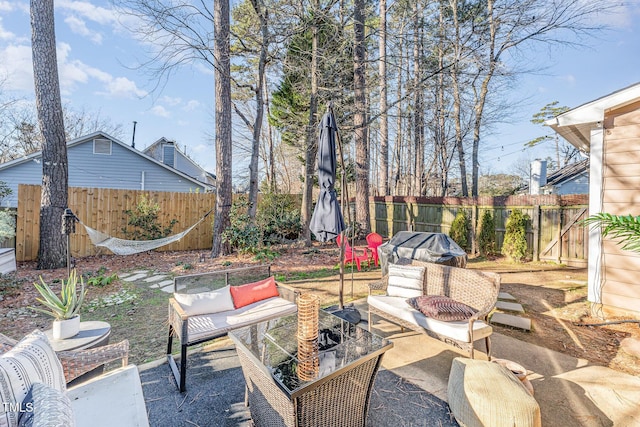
[{"x1": 378, "y1": 231, "x2": 467, "y2": 276}]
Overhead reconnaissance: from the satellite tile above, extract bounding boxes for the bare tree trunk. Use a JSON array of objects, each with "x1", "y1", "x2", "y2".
[
  {"x1": 354, "y1": 0, "x2": 370, "y2": 232},
  {"x1": 412, "y1": 2, "x2": 424, "y2": 196},
  {"x1": 247, "y1": 0, "x2": 268, "y2": 219},
  {"x1": 31, "y1": 0, "x2": 68, "y2": 270},
  {"x1": 378, "y1": 0, "x2": 389, "y2": 196},
  {"x1": 264, "y1": 75, "x2": 276, "y2": 193},
  {"x1": 450, "y1": 0, "x2": 468, "y2": 197},
  {"x1": 301, "y1": 5, "x2": 319, "y2": 246},
  {"x1": 211, "y1": 0, "x2": 232, "y2": 258}
]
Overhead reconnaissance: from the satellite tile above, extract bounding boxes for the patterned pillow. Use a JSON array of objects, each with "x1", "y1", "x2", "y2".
[
  {"x1": 0, "y1": 330, "x2": 66, "y2": 427},
  {"x1": 18, "y1": 382, "x2": 75, "y2": 427},
  {"x1": 406, "y1": 295, "x2": 477, "y2": 321},
  {"x1": 386, "y1": 264, "x2": 425, "y2": 298}
]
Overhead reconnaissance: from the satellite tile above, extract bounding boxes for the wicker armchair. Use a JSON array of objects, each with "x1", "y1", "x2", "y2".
[{"x1": 0, "y1": 332, "x2": 129, "y2": 384}]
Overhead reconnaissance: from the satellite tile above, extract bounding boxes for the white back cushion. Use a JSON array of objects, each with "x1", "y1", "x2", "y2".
[
  {"x1": 0, "y1": 330, "x2": 66, "y2": 427},
  {"x1": 174, "y1": 286, "x2": 235, "y2": 316},
  {"x1": 386, "y1": 264, "x2": 424, "y2": 298}
]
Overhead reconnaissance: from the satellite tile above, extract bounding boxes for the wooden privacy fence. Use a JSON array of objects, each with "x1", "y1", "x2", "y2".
[
  {"x1": 16, "y1": 185, "x2": 216, "y2": 261},
  {"x1": 371, "y1": 194, "x2": 590, "y2": 267}
]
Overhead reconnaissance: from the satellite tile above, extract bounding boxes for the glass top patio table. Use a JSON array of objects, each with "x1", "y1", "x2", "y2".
[{"x1": 228, "y1": 309, "x2": 392, "y2": 399}]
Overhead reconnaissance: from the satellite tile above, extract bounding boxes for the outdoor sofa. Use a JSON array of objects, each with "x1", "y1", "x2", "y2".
[
  {"x1": 368, "y1": 259, "x2": 500, "y2": 358},
  {"x1": 167, "y1": 265, "x2": 298, "y2": 392}
]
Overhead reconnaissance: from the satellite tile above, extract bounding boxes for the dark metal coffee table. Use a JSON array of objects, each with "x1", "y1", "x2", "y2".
[{"x1": 229, "y1": 310, "x2": 392, "y2": 427}]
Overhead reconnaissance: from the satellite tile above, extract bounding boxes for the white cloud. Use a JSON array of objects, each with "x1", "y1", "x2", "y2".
[
  {"x1": 0, "y1": 18, "x2": 14, "y2": 40},
  {"x1": 559, "y1": 74, "x2": 576, "y2": 85},
  {"x1": 0, "y1": 1, "x2": 15, "y2": 12},
  {"x1": 64, "y1": 15, "x2": 103, "y2": 44},
  {"x1": 150, "y1": 105, "x2": 170, "y2": 118},
  {"x1": 103, "y1": 77, "x2": 147, "y2": 99},
  {"x1": 161, "y1": 96, "x2": 182, "y2": 106},
  {"x1": 0, "y1": 44, "x2": 33, "y2": 91},
  {"x1": 58, "y1": 0, "x2": 119, "y2": 26},
  {"x1": 184, "y1": 100, "x2": 201, "y2": 111}
]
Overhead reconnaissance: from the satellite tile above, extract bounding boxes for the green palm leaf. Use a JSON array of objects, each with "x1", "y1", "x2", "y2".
[{"x1": 582, "y1": 213, "x2": 640, "y2": 253}]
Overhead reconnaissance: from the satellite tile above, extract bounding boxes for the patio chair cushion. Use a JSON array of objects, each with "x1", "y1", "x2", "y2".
[
  {"x1": 0, "y1": 330, "x2": 66, "y2": 427},
  {"x1": 406, "y1": 295, "x2": 477, "y2": 321},
  {"x1": 230, "y1": 276, "x2": 280, "y2": 309},
  {"x1": 174, "y1": 286, "x2": 235, "y2": 316},
  {"x1": 386, "y1": 264, "x2": 425, "y2": 298},
  {"x1": 18, "y1": 382, "x2": 74, "y2": 427},
  {"x1": 368, "y1": 295, "x2": 492, "y2": 343},
  {"x1": 187, "y1": 296, "x2": 297, "y2": 344}
]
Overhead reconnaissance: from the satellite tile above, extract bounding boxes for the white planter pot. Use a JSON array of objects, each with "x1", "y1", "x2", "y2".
[{"x1": 52, "y1": 315, "x2": 80, "y2": 340}]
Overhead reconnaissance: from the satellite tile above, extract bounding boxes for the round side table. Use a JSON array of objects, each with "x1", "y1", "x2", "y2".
[{"x1": 45, "y1": 320, "x2": 111, "y2": 351}]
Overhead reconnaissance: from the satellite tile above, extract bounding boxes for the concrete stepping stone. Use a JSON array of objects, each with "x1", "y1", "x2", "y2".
[
  {"x1": 121, "y1": 273, "x2": 149, "y2": 282},
  {"x1": 144, "y1": 275, "x2": 168, "y2": 283},
  {"x1": 496, "y1": 301, "x2": 525, "y2": 313},
  {"x1": 490, "y1": 313, "x2": 531, "y2": 331},
  {"x1": 160, "y1": 283, "x2": 186, "y2": 293},
  {"x1": 498, "y1": 292, "x2": 517, "y2": 301},
  {"x1": 150, "y1": 280, "x2": 173, "y2": 289}
]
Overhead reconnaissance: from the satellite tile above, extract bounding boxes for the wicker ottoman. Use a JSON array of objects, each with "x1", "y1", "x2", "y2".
[{"x1": 447, "y1": 358, "x2": 541, "y2": 427}]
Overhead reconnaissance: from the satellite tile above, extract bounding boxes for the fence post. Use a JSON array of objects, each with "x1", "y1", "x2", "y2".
[
  {"x1": 471, "y1": 204, "x2": 478, "y2": 257},
  {"x1": 557, "y1": 207, "x2": 563, "y2": 263},
  {"x1": 532, "y1": 205, "x2": 540, "y2": 262}
]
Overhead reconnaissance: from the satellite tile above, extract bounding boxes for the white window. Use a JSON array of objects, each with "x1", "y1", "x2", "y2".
[{"x1": 93, "y1": 138, "x2": 112, "y2": 155}]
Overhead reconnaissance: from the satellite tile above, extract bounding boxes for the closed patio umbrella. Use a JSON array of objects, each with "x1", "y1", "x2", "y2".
[
  {"x1": 309, "y1": 107, "x2": 359, "y2": 322},
  {"x1": 309, "y1": 111, "x2": 345, "y2": 243}
]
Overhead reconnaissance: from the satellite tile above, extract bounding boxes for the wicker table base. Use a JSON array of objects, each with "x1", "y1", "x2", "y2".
[
  {"x1": 230, "y1": 312, "x2": 392, "y2": 427},
  {"x1": 237, "y1": 348, "x2": 382, "y2": 427}
]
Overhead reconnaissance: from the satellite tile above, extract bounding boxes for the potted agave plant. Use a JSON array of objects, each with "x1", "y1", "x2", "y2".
[{"x1": 32, "y1": 269, "x2": 87, "y2": 340}]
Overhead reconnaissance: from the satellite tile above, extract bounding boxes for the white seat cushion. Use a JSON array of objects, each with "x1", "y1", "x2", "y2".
[
  {"x1": 368, "y1": 295, "x2": 492, "y2": 343},
  {"x1": 187, "y1": 297, "x2": 297, "y2": 344},
  {"x1": 386, "y1": 264, "x2": 425, "y2": 298},
  {"x1": 67, "y1": 365, "x2": 148, "y2": 427}
]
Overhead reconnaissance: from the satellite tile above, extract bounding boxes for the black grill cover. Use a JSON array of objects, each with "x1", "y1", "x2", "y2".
[{"x1": 378, "y1": 231, "x2": 467, "y2": 276}]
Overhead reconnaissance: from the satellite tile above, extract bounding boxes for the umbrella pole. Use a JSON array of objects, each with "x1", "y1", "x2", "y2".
[
  {"x1": 332, "y1": 103, "x2": 349, "y2": 310},
  {"x1": 339, "y1": 231, "x2": 345, "y2": 310}
]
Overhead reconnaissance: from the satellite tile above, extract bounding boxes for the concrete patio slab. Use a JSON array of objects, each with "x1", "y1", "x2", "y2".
[{"x1": 359, "y1": 299, "x2": 640, "y2": 427}]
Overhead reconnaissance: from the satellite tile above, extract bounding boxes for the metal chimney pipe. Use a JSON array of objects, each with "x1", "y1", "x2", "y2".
[{"x1": 131, "y1": 121, "x2": 137, "y2": 148}]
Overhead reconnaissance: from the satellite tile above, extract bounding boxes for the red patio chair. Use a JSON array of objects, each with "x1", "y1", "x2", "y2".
[
  {"x1": 336, "y1": 235, "x2": 370, "y2": 271},
  {"x1": 366, "y1": 232, "x2": 383, "y2": 267}
]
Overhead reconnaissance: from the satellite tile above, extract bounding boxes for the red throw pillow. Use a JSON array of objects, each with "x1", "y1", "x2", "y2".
[
  {"x1": 406, "y1": 295, "x2": 477, "y2": 321},
  {"x1": 230, "y1": 276, "x2": 279, "y2": 309}
]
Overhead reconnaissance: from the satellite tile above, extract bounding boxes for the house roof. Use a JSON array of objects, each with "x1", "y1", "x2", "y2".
[
  {"x1": 0, "y1": 131, "x2": 214, "y2": 190},
  {"x1": 545, "y1": 158, "x2": 589, "y2": 187},
  {"x1": 546, "y1": 82, "x2": 640, "y2": 152}
]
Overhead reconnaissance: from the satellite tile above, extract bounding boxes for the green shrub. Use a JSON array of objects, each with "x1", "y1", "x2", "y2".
[
  {"x1": 449, "y1": 210, "x2": 468, "y2": 250},
  {"x1": 83, "y1": 267, "x2": 119, "y2": 287},
  {"x1": 223, "y1": 196, "x2": 261, "y2": 254},
  {"x1": 122, "y1": 195, "x2": 177, "y2": 240},
  {"x1": 501, "y1": 209, "x2": 529, "y2": 262},
  {"x1": 256, "y1": 193, "x2": 301, "y2": 244},
  {"x1": 478, "y1": 211, "x2": 496, "y2": 256},
  {"x1": 0, "y1": 209, "x2": 15, "y2": 244}
]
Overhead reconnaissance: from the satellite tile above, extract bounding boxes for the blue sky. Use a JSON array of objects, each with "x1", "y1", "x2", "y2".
[{"x1": 0, "y1": 0, "x2": 639, "y2": 178}]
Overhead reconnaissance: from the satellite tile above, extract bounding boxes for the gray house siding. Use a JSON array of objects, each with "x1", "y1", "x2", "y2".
[
  {"x1": 0, "y1": 134, "x2": 208, "y2": 207},
  {"x1": 554, "y1": 173, "x2": 589, "y2": 195},
  {"x1": 175, "y1": 152, "x2": 207, "y2": 182}
]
